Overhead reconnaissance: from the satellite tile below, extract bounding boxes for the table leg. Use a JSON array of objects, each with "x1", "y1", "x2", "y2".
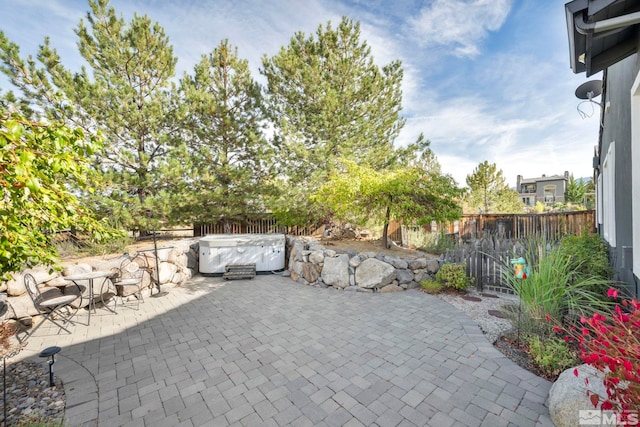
[{"x1": 99, "y1": 277, "x2": 116, "y2": 314}]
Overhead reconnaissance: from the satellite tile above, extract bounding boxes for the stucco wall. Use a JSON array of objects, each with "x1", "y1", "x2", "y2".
[{"x1": 601, "y1": 53, "x2": 638, "y2": 295}]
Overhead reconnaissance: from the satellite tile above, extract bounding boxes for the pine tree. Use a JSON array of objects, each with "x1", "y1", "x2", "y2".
[
  {"x1": 261, "y1": 17, "x2": 405, "y2": 225},
  {"x1": 465, "y1": 161, "x2": 522, "y2": 214},
  {"x1": 179, "y1": 40, "x2": 276, "y2": 227},
  {"x1": 262, "y1": 17, "x2": 405, "y2": 175},
  {"x1": 0, "y1": 0, "x2": 183, "y2": 232}
]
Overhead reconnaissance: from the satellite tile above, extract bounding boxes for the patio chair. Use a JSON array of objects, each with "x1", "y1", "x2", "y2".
[
  {"x1": 113, "y1": 255, "x2": 146, "y2": 311},
  {"x1": 20, "y1": 273, "x2": 82, "y2": 341}
]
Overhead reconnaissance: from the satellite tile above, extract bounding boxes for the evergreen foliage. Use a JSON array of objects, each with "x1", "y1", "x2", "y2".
[
  {"x1": 179, "y1": 40, "x2": 277, "y2": 226},
  {"x1": 1, "y1": 0, "x2": 185, "y2": 232},
  {"x1": 465, "y1": 160, "x2": 522, "y2": 214}
]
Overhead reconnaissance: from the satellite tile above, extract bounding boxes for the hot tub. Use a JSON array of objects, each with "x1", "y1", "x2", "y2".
[{"x1": 199, "y1": 233, "x2": 286, "y2": 274}]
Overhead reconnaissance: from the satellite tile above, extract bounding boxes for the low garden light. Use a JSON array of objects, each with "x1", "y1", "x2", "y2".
[{"x1": 38, "y1": 346, "x2": 61, "y2": 387}]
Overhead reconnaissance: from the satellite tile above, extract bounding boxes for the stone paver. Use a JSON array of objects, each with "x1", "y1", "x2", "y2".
[{"x1": 18, "y1": 274, "x2": 554, "y2": 426}]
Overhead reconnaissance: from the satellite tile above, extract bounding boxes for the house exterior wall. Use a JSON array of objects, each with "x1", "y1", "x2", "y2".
[
  {"x1": 516, "y1": 175, "x2": 567, "y2": 206},
  {"x1": 600, "y1": 53, "x2": 638, "y2": 296}
]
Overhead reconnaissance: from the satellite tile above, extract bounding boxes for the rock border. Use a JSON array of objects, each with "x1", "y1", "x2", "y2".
[
  {"x1": 0, "y1": 240, "x2": 199, "y2": 327},
  {"x1": 284, "y1": 236, "x2": 442, "y2": 292}
]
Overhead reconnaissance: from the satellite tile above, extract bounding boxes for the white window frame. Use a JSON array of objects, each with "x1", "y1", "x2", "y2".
[
  {"x1": 602, "y1": 142, "x2": 616, "y2": 247},
  {"x1": 596, "y1": 173, "x2": 603, "y2": 226},
  {"x1": 630, "y1": 72, "x2": 640, "y2": 280}
]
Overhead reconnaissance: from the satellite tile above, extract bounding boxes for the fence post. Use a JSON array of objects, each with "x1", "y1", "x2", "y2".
[{"x1": 474, "y1": 241, "x2": 483, "y2": 291}]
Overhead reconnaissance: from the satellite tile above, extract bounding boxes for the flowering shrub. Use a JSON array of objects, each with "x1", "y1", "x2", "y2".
[{"x1": 552, "y1": 288, "x2": 640, "y2": 415}]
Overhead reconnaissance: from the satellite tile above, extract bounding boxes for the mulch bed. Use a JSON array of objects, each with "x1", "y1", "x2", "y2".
[{"x1": 493, "y1": 335, "x2": 558, "y2": 382}]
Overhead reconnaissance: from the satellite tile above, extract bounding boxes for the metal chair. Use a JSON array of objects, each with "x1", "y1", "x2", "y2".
[
  {"x1": 20, "y1": 273, "x2": 82, "y2": 341},
  {"x1": 113, "y1": 255, "x2": 146, "y2": 311}
]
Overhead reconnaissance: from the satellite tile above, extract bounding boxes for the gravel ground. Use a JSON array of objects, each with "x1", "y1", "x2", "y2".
[
  {"x1": 1, "y1": 356, "x2": 65, "y2": 426},
  {"x1": 436, "y1": 289, "x2": 519, "y2": 343}
]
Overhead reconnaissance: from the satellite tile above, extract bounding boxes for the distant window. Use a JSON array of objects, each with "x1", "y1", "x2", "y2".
[
  {"x1": 544, "y1": 185, "x2": 556, "y2": 204},
  {"x1": 522, "y1": 183, "x2": 536, "y2": 194},
  {"x1": 602, "y1": 142, "x2": 616, "y2": 247}
]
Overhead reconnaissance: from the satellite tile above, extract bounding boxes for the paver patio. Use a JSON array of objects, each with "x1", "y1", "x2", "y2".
[{"x1": 18, "y1": 274, "x2": 554, "y2": 426}]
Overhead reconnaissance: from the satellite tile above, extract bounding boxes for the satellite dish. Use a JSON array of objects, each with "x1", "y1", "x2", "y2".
[{"x1": 575, "y1": 80, "x2": 602, "y2": 100}]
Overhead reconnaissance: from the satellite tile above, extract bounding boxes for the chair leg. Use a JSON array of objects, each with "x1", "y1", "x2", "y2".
[{"x1": 18, "y1": 310, "x2": 72, "y2": 342}]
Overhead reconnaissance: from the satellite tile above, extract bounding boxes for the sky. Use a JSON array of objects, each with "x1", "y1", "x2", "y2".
[{"x1": 0, "y1": 0, "x2": 600, "y2": 187}]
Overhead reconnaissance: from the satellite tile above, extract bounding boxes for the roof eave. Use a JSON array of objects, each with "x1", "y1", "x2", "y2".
[{"x1": 566, "y1": 0, "x2": 590, "y2": 74}]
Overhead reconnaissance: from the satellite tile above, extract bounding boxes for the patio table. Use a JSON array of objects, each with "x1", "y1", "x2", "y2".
[{"x1": 64, "y1": 270, "x2": 115, "y2": 325}]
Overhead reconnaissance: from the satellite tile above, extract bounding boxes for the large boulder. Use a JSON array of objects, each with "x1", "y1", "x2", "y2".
[
  {"x1": 356, "y1": 258, "x2": 396, "y2": 289},
  {"x1": 62, "y1": 263, "x2": 92, "y2": 277},
  {"x1": 26, "y1": 267, "x2": 57, "y2": 284},
  {"x1": 8, "y1": 294, "x2": 39, "y2": 318},
  {"x1": 548, "y1": 364, "x2": 608, "y2": 427},
  {"x1": 384, "y1": 256, "x2": 408, "y2": 269},
  {"x1": 412, "y1": 269, "x2": 428, "y2": 283},
  {"x1": 321, "y1": 254, "x2": 350, "y2": 289},
  {"x1": 380, "y1": 284, "x2": 403, "y2": 293},
  {"x1": 426, "y1": 259, "x2": 440, "y2": 274},
  {"x1": 309, "y1": 251, "x2": 325, "y2": 265},
  {"x1": 290, "y1": 260, "x2": 304, "y2": 277},
  {"x1": 348, "y1": 255, "x2": 362, "y2": 268},
  {"x1": 408, "y1": 258, "x2": 427, "y2": 270},
  {"x1": 396, "y1": 269, "x2": 414, "y2": 285},
  {"x1": 176, "y1": 254, "x2": 189, "y2": 269},
  {"x1": 301, "y1": 262, "x2": 320, "y2": 283},
  {"x1": 6, "y1": 274, "x2": 26, "y2": 296},
  {"x1": 158, "y1": 262, "x2": 178, "y2": 284}
]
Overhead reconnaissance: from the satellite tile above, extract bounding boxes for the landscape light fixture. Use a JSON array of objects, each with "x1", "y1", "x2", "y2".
[{"x1": 39, "y1": 346, "x2": 61, "y2": 387}]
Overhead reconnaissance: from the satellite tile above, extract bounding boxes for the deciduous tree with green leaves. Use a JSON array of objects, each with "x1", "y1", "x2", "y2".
[
  {"x1": 1, "y1": 108, "x2": 121, "y2": 280},
  {"x1": 0, "y1": 0, "x2": 184, "y2": 232},
  {"x1": 465, "y1": 160, "x2": 522, "y2": 214},
  {"x1": 178, "y1": 40, "x2": 276, "y2": 228},
  {"x1": 314, "y1": 155, "x2": 462, "y2": 249}
]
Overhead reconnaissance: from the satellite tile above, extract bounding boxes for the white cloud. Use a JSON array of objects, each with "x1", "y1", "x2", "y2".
[{"x1": 408, "y1": 0, "x2": 512, "y2": 57}]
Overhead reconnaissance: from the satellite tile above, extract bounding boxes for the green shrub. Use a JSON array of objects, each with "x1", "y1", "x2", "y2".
[
  {"x1": 420, "y1": 279, "x2": 443, "y2": 294},
  {"x1": 559, "y1": 232, "x2": 612, "y2": 280},
  {"x1": 419, "y1": 231, "x2": 458, "y2": 255},
  {"x1": 503, "y1": 241, "x2": 614, "y2": 326},
  {"x1": 55, "y1": 235, "x2": 133, "y2": 258},
  {"x1": 528, "y1": 335, "x2": 578, "y2": 378},
  {"x1": 436, "y1": 263, "x2": 472, "y2": 291}
]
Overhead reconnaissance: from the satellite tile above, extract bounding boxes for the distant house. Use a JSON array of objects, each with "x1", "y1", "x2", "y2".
[
  {"x1": 565, "y1": 0, "x2": 640, "y2": 297},
  {"x1": 516, "y1": 172, "x2": 569, "y2": 207}
]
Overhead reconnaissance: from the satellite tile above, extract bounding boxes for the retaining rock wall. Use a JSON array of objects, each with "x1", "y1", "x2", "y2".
[
  {"x1": 285, "y1": 236, "x2": 441, "y2": 292},
  {"x1": 0, "y1": 241, "x2": 199, "y2": 326}
]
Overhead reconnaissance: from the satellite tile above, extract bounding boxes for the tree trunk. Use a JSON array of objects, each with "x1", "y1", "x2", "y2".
[{"x1": 382, "y1": 205, "x2": 391, "y2": 249}]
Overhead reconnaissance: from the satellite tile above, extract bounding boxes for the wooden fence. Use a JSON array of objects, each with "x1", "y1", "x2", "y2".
[
  {"x1": 443, "y1": 237, "x2": 537, "y2": 294},
  {"x1": 194, "y1": 217, "x2": 320, "y2": 237},
  {"x1": 388, "y1": 210, "x2": 595, "y2": 244},
  {"x1": 437, "y1": 211, "x2": 595, "y2": 294},
  {"x1": 455, "y1": 211, "x2": 595, "y2": 241}
]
